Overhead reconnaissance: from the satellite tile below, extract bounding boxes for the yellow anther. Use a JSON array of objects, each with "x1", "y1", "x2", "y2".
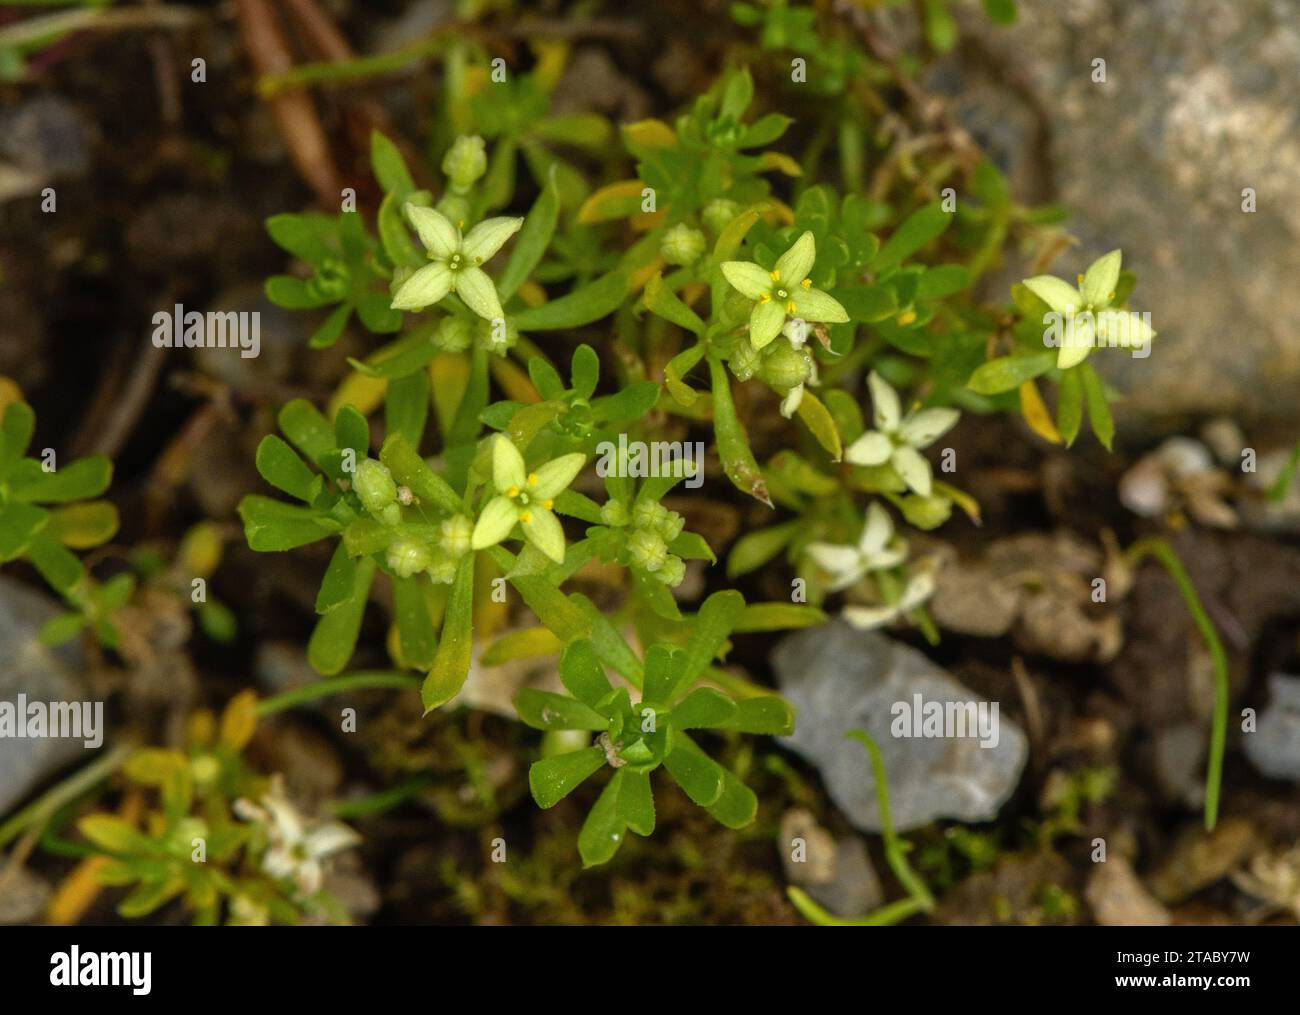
[
  {"x1": 786, "y1": 300, "x2": 797, "y2": 314},
  {"x1": 801, "y1": 278, "x2": 812, "y2": 288},
  {"x1": 770, "y1": 270, "x2": 781, "y2": 282},
  {"x1": 543, "y1": 499, "x2": 554, "y2": 509},
  {"x1": 527, "y1": 472, "x2": 538, "y2": 486},
  {"x1": 1076, "y1": 273, "x2": 1084, "y2": 285},
  {"x1": 898, "y1": 309, "x2": 917, "y2": 326},
  {"x1": 520, "y1": 510, "x2": 533, "y2": 523},
  {"x1": 507, "y1": 486, "x2": 520, "y2": 498},
  {"x1": 1108, "y1": 291, "x2": 1116, "y2": 301},
  {"x1": 758, "y1": 292, "x2": 772, "y2": 304}
]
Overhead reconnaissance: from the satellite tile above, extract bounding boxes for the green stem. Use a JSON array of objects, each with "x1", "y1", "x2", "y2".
[
  {"x1": 0, "y1": 742, "x2": 131, "y2": 850},
  {"x1": 1124, "y1": 537, "x2": 1229, "y2": 830},
  {"x1": 255, "y1": 672, "x2": 421, "y2": 717},
  {"x1": 787, "y1": 886, "x2": 928, "y2": 927}
]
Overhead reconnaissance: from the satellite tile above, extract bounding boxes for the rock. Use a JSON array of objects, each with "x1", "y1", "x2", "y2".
[
  {"x1": 773, "y1": 622, "x2": 1028, "y2": 832},
  {"x1": 1243, "y1": 673, "x2": 1300, "y2": 782},
  {"x1": 928, "y1": 532, "x2": 1122, "y2": 663},
  {"x1": 0, "y1": 96, "x2": 91, "y2": 202},
  {"x1": 0, "y1": 866, "x2": 51, "y2": 924},
  {"x1": 1148, "y1": 818, "x2": 1256, "y2": 903},
  {"x1": 0, "y1": 576, "x2": 96, "y2": 815},
  {"x1": 778, "y1": 809, "x2": 884, "y2": 917},
  {"x1": 1152, "y1": 721, "x2": 1207, "y2": 808},
  {"x1": 1086, "y1": 857, "x2": 1172, "y2": 926},
  {"x1": 948, "y1": 0, "x2": 1300, "y2": 428}
]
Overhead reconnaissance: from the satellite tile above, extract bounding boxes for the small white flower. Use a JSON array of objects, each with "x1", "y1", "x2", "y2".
[
  {"x1": 844, "y1": 371, "x2": 959, "y2": 497},
  {"x1": 841, "y1": 559, "x2": 938, "y2": 631},
  {"x1": 234, "y1": 777, "x2": 361, "y2": 897},
  {"x1": 806, "y1": 502, "x2": 908, "y2": 592}
]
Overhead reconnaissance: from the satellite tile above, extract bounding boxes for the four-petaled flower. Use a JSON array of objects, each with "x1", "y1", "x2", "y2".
[
  {"x1": 1022, "y1": 248, "x2": 1155, "y2": 370},
  {"x1": 233, "y1": 776, "x2": 360, "y2": 897},
  {"x1": 806, "y1": 501, "x2": 908, "y2": 592},
  {"x1": 844, "y1": 371, "x2": 959, "y2": 497},
  {"x1": 721, "y1": 231, "x2": 849, "y2": 349},
  {"x1": 471, "y1": 435, "x2": 586, "y2": 563},
  {"x1": 841, "y1": 560, "x2": 937, "y2": 631},
  {"x1": 391, "y1": 205, "x2": 523, "y2": 319}
]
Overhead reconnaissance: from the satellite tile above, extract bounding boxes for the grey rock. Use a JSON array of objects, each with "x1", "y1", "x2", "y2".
[
  {"x1": 0, "y1": 576, "x2": 95, "y2": 815},
  {"x1": 0, "y1": 95, "x2": 91, "y2": 198},
  {"x1": 1086, "y1": 857, "x2": 1172, "y2": 926},
  {"x1": 778, "y1": 809, "x2": 883, "y2": 917},
  {"x1": 773, "y1": 622, "x2": 1028, "y2": 832},
  {"x1": 0, "y1": 866, "x2": 51, "y2": 925},
  {"x1": 1243, "y1": 673, "x2": 1300, "y2": 782},
  {"x1": 948, "y1": 0, "x2": 1300, "y2": 428}
]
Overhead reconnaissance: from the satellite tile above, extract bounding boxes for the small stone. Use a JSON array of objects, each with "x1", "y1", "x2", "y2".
[
  {"x1": 1148, "y1": 818, "x2": 1256, "y2": 903},
  {"x1": 1086, "y1": 857, "x2": 1172, "y2": 926},
  {"x1": 773, "y1": 622, "x2": 1028, "y2": 832},
  {"x1": 1242, "y1": 673, "x2": 1300, "y2": 782}
]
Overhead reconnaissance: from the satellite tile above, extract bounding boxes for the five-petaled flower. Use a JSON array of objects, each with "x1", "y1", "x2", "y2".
[
  {"x1": 721, "y1": 231, "x2": 849, "y2": 349},
  {"x1": 390, "y1": 204, "x2": 523, "y2": 319},
  {"x1": 471, "y1": 435, "x2": 586, "y2": 563},
  {"x1": 233, "y1": 776, "x2": 360, "y2": 898},
  {"x1": 844, "y1": 371, "x2": 959, "y2": 497},
  {"x1": 1022, "y1": 248, "x2": 1155, "y2": 370}
]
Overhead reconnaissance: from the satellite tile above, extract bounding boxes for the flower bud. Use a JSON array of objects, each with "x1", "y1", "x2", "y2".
[
  {"x1": 728, "y1": 340, "x2": 760, "y2": 381},
  {"x1": 439, "y1": 514, "x2": 474, "y2": 559},
  {"x1": 355, "y1": 459, "x2": 398, "y2": 518},
  {"x1": 435, "y1": 316, "x2": 474, "y2": 353},
  {"x1": 632, "y1": 499, "x2": 665, "y2": 531},
  {"x1": 308, "y1": 258, "x2": 350, "y2": 302},
  {"x1": 627, "y1": 528, "x2": 667, "y2": 572},
  {"x1": 601, "y1": 499, "x2": 630, "y2": 527},
  {"x1": 435, "y1": 192, "x2": 471, "y2": 227},
  {"x1": 442, "y1": 135, "x2": 488, "y2": 193},
  {"x1": 757, "y1": 341, "x2": 812, "y2": 392},
  {"x1": 428, "y1": 553, "x2": 458, "y2": 585},
  {"x1": 660, "y1": 223, "x2": 707, "y2": 267},
  {"x1": 387, "y1": 536, "x2": 435, "y2": 578},
  {"x1": 655, "y1": 554, "x2": 686, "y2": 587},
  {"x1": 702, "y1": 198, "x2": 741, "y2": 235},
  {"x1": 656, "y1": 509, "x2": 685, "y2": 543}
]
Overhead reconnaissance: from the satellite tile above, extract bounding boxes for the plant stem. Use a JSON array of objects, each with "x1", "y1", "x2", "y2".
[
  {"x1": 255, "y1": 671, "x2": 421, "y2": 717},
  {"x1": 1124, "y1": 537, "x2": 1228, "y2": 830},
  {"x1": 0, "y1": 742, "x2": 131, "y2": 850}
]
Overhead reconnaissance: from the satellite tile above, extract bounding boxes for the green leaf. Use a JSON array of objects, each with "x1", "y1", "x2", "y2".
[
  {"x1": 662, "y1": 734, "x2": 724, "y2": 807},
  {"x1": 47, "y1": 501, "x2": 118, "y2": 549},
  {"x1": 559, "y1": 639, "x2": 613, "y2": 708},
  {"x1": 872, "y1": 203, "x2": 951, "y2": 273},
  {"x1": 592, "y1": 381, "x2": 661, "y2": 424},
  {"x1": 1057, "y1": 367, "x2": 1084, "y2": 447},
  {"x1": 708, "y1": 355, "x2": 770, "y2": 506},
  {"x1": 668, "y1": 530, "x2": 715, "y2": 563},
  {"x1": 916, "y1": 264, "x2": 971, "y2": 300},
  {"x1": 315, "y1": 544, "x2": 357, "y2": 615},
  {"x1": 422, "y1": 553, "x2": 475, "y2": 711},
  {"x1": 8, "y1": 455, "x2": 112, "y2": 503},
  {"x1": 379, "y1": 434, "x2": 462, "y2": 515},
  {"x1": 966, "y1": 350, "x2": 1055, "y2": 395},
  {"x1": 370, "y1": 130, "x2": 416, "y2": 197},
  {"x1": 713, "y1": 695, "x2": 795, "y2": 735},
  {"x1": 672, "y1": 687, "x2": 737, "y2": 729},
  {"x1": 238, "y1": 495, "x2": 336, "y2": 551},
  {"x1": 643, "y1": 272, "x2": 705, "y2": 335},
  {"x1": 377, "y1": 192, "x2": 424, "y2": 270},
  {"x1": 572, "y1": 594, "x2": 645, "y2": 686},
  {"x1": 333, "y1": 405, "x2": 370, "y2": 459},
  {"x1": 498, "y1": 166, "x2": 560, "y2": 301},
  {"x1": 734, "y1": 602, "x2": 827, "y2": 633},
  {"x1": 726, "y1": 521, "x2": 799, "y2": 579},
  {"x1": 0, "y1": 500, "x2": 48, "y2": 560},
  {"x1": 619, "y1": 768, "x2": 655, "y2": 836},
  {"x1": 673, "y1": 590, "x2": 745, "y2": 701},
  {"x1": 527, "y1": 358, "x2": 566, "y2": 400},
  {"x1": 664, "y1": 343, "x2": 705, "y2": 407},
  {"x1": 0, "y1": 399, "x2": 35, "y2": 474},
  {"x1": 512, "y1": 269, "x2": 628, "y2": 331},
  {"x1": 529, "y1": 746, "x2": 605, "y2": 808},
  {"x1": 706, "y1": 765, "x2": 758, "y2": 828},
  {"x1": 515, "y1": 689, "x2": 607, "y2": 731},
  {"x1": 350, "y1": 329, "x2": 440, "y2": 379},
  {"x1": 393, "y1": 574, "x2": 436, "y2": 669},
  {"x1": 26, "y1": 532, "x2": 85, "y2": 594},
  {"x1": 1079, "y1": 362, "x2": 1115, "y2": 450},
  {"x1": 641, "y1": 645, "x2": 679, "y2": 705},
  {"x1": 795, "y1": 390, "x2": 842, "y2": 460},
  {"x1": 265, "y1": 275, "x2": 329, "y2": 310},
  {"x1": 265, "y1": 213, "x2": 332, "y2": 264},
  {"x1": 307, "y1": 556, "x2": 375, "y2": 675},
  {"x1": 570, "y1": 344, "x2": 600, "y2": 400},
  {"x1": 983, "y1": 0, "x2": 1017, "y2": 23},
  {"x1": 255, "y1": 435, "x2": 318, "y2": 501},
  {"x1": 482, "y1": 626, "x2": 563, "y2": 665},
  {"x1": 278, "y1": 399, "x2": 336, "y2": 465},
  {"x1": 578, "y1": 769, "x2": 631, "y2": 866},
  {"x1": 385, "y1": 369, "x2": 430, "y2": 449}
]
